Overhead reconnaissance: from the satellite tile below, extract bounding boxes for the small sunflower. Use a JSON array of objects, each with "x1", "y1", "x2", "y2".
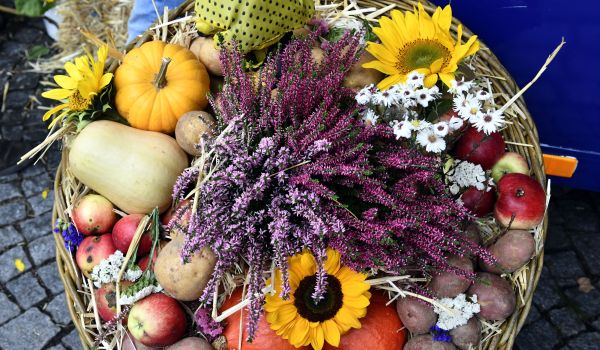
[
  {"x1": 363, "y1": 3, "x2": 479, "y2": 90},
  {"x1": 265, "y1": 249, "x2": 371, "y2": 350},
  {"x1": 42, "y1": 45, "x2": 113, "y2": 128}
]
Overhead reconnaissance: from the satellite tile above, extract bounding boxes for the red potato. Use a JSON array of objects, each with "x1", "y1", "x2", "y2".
[
  {"x1": 122, "y1": 332, "x2": 159, "y2": 350},
  {"x1": 449, "y1": 317, "x2": 481, "y2": 350},
  {"x1": 71, "y1": 194, "x2": 117, "y2": 235},
  {"x1": 404, "y1": 335, "x2": 457, "y2": 350},
  {"x1": 463, "y1": 224, "x2": 482, "y2": 247},
  {"x1": 429, "y1": 256, "x2": 474, "y2": 298},
  {"x1": 166, "y1": 337, "x2": 214, "y2": 350},
  {"x1": 112, "y1": 214, "x2": 152, "y2": 256},
  {"x1": 468, "y1": 272, "x2": 516, "y2": 321},
  {"x1": 75, "y1": 234, "x2": 117, "y2": 278},
  {"x1": 482, "y1": 230, "x2": 535, "y2": 274},
  {"x1": 396, "y1": 296, "x2": 437, "y2": 334}
]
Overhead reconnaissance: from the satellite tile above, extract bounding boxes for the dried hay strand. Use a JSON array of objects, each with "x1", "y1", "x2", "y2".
[{"x1": 50, "y1": 1, "x2": 551, "y2": 349}]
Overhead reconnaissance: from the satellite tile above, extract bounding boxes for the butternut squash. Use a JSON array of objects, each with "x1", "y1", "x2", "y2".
[{"x1": 68, "y1": 121, "x2": 188, "y2": 214}]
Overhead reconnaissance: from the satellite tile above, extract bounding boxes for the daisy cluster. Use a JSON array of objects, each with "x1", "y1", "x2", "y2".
[
  {"x1": 356, "y1": 72, "x2": 463, "y2": 154},
  {"x1": 90, "y1": 251, "x2": 142, "y2": 288},
  {"x1": 119, "y1": 285, "x2": 163, "y2": 305},
  {"x1": 450, "y1": 78, "x2": 506, "y2": 135},
  {"x1": 434, "y1": 294, "x2": 481, "y2": 331},
  {"x1": 446, "y1": 160, "x2": 494, "y2": 195}
]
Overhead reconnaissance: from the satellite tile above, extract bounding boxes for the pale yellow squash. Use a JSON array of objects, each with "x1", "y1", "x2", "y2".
[{"x1": 68, "y1": 121, "x2": 188, "y2": 214}]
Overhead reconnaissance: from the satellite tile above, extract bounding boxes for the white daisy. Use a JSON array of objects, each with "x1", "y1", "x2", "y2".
[
  {"x1": 416, "y1": 128, "x2": 446, "y2": 153},
  {"x1": 449, "y1": 116, "x2": 464, "y2": 131},
  {"x1": 473, "y1": 109, "x2": 505, "y2": 134},
  {"x1": 373, "y1": 89, "x2": 399, "y2": 107},
  {"x1": 396, "y1": 83, "x2": 414, "y2": 100},
  {"x1": 410, "y1": 119, "x2": 431, "y2": 130},
  {"x1": 433, "y1": 122, "x2": 449, "y2": 137},
  {"x1": 448, "y1": 78, "x2": 474, "y2": 95},
  {"x1": 475, "y1": 89, "x2": 492, "y2": 101},
  {"x1": 355, "y1": 85, "x2": 374, "y2": 105},
  {"x1": 428, "y1": 85, "x2": 441, "y2": 99},
  {"x1": 362, "y1": 109, "x2": 378, "y2": 125},
  {"x1": 391, "y1": 120, "x2": 413, "y2": 139},
  {"x1": 406, "y1": 71, "x2": 425, "y2": 88},
  {"x1": 415, "y1": 88, "x2": 435, "y2": 107},
  {"x1": 454, "y1": 94, "x2": 481, "y2": 121}
]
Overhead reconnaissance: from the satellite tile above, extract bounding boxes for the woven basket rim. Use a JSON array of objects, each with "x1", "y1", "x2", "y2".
[{"x1": 51, "y1": 1, "x2": 548, "y2": 349}]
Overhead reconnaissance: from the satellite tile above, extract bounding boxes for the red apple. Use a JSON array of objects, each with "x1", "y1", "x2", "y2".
[
  {"x1": 491, "y1": 152, "x2": 530, "y2": 183},
  {"x1": 95, "y1": 281, "x2": 132, "y2": 322},
  {"x1": 127, "y1": 293, "x2": 187, "y2": 347},
  {"x1": 495, "y1": 173, "x2": 546, "y2": 229},
  {"x1": 460, "y1": 187, "x2": 496, "y2": 217},
  {"x1": 76, "y1": 234, "x2": 117, "y2": 277},
  {"x1": 452, "y1": 127, "x2": 506, "y2": 170},
  {"x1": 112, "y1": 214, "x2": 152, "y2": 256},
  {"x1": 436, "y1": 110, "x2": 467, "y2": 136},
  {"x1": 138, "y1": 240, "x2": 167, "y2": 271},
  {"x1": 161, "y1": 200, "x2": 192, "y2": 226},
  {"x1": 71, "y1": 194, "x2": 117, "y2": 235}
]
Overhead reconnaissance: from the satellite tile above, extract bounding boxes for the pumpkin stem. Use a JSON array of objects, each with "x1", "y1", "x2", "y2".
[{"x1": 154, "y1": 57, "x2": 172, "y2": 89}]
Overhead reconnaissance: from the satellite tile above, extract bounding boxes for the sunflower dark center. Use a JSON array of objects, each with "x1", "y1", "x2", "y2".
[
  {"x1": 396, "y1": 39, "x2": 451, "y2": 73},
  {"x1": 294, "y1": 274, "x2": 343, "y2": 322}
]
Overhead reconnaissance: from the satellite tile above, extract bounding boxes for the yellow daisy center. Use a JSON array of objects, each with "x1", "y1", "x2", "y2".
[
  {"x1": 395, "y1": 39, "x2": 450, "y2": 74},
  {"x1": 294, "y1": 274, "x2": 343, "y2": 322},
  {"x1": 67, "y1": 91, "x2": 92, "y2": 112}
]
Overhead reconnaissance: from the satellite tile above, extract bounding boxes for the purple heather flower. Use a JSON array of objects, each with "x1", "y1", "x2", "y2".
[{"x1": 195, "y1": 308, "x2": 223, "y2": 342}]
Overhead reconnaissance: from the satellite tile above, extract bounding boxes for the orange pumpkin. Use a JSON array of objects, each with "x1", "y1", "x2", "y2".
[
  {"x1": 221, "y1": 289, "x2": 309, "y2": 350},
  {"x1": 114, "y1": 41, "x2": 210, "y2": 134},
  {"x1": 323, "y1": 293, "x2": 407, "y2": 350}
]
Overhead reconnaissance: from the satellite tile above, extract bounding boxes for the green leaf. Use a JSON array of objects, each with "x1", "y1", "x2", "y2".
[
  {"x1": 26, "y1": 45, "x2": 50, "y2": 60},
  {"x1": 14, "y1": 0, "x2": 51, "y2": 17}
]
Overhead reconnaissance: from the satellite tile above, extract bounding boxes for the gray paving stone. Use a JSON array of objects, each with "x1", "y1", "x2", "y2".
[
  {"x1": 22, "y1": 176, "x2": 51, "y2": 198},
  {"x1": 37, "y1": 263, "x2": 63, "y2": 295},
  {"x1": 0, "y1": 182, "x2": 21, "y2": 202},
  {"x1": 6, "y1": 272, "x2": 47, "y2": 309},
  {"x1": 592, "y1": 318, "x2": 600, "y2": 330},
  {"x1": 27, "y1": 190, "x2": 54, "y2": 216},
  {"x1": 0, "y1": 200, "x2": 27, "y2": 226},
  {"x1": 47, "y1": 346, "x2": 66, "y2": 350},
  {"x1": 514, "y1": 318, "x2": 560, "y2": 350},
  {"x1": 0, "y1": 245, "x2": 31, "y2": 282},
  {"x1": 560, "y1": 200, "x2": 600, "y2": 233},
  {"x1": 544, "y1": 223, "x2": 571, "y2": 251},
  {"x1": 20, "y1": 211, "x2": 53, "y2": 240},
  {"x1": 0, "y1": 173, "x2": 20, "y2": 183},
  {"x1": 29, "y1": 235, "x2": 55, "y2": 266},
  {"x1": 11, "y1": 72, "x2": 38, "y2": 90},
  {"x1": 1, "y1": 124, "x2": 24, "y2": 141},
  {"x1": 0, "y1": 292, "x2": 20, "y2": 325},
  {"x1": 564, "y1": 287, "x2": 600, "y2": 319},
  {"x1": 0, "y1": 308, "x2": 60, "y2": 350},
  {"x1": 523, "y1": 305, "x2": 541, "y2": 326},
  {"x1": 549, "y1": 307, "x2": 586, "y2": 337},
  {"x1": 61, "y1": 328, "x2": 83, "y2": 350},
  {"x1": 44, "y1": 293, "x2": 70, "y2": 325},
  {"x1": 565, "y1": 332, "x2": 600, "y2": 350},
  {"x1": 0, "y1": 225, "x2": 23, "y2": 250},
  {"x1": 21, "y1": 163, "x2": 47, "y2": 178},
  {"x1": 4, "y1": 90, "x2": 30, "y2": 109},
  {"x1": 545, "y1": 251, "x2": 586, "y2": 287},
  {"x1": 533, "y1": 267, "x2": 563, "y2": 311},
  {"x1": 571, "y1": 233, "x2": 600, "y2": 276}
]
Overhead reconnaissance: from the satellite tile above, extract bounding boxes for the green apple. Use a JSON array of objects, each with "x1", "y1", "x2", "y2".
[{"x1": 491, "y1": 152, "x2": 529, "y2": 183}]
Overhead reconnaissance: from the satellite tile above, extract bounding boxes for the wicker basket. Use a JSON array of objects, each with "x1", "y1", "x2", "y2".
[{"x1": 52, "y1": 1, "x2": 548, "y2": 349}]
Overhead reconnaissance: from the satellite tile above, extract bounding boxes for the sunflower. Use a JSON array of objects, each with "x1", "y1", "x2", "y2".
[
  {"x1": 363, "y1": 3, "x2": 479, "y2": 90},
  {"x1": 42, "y1": 45, "x2": 113, "y2": 128},
  {"x1": 265, "y1": 249, "x2": 371, "y2": 350}
]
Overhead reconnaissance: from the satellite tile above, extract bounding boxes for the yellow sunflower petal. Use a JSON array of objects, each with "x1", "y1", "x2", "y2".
[
  {"x1": 47, "y1": 110, "x2": 69, "y2": 129},
  {"x1": 324, "y1": 248, "x2": 341, "y2": 275},
  {"x1": 42, "y1": 88, "x2": 74, "y2": 100},
  {"x1": 42, "y1": 103, "x2": 68, "y2": 121},
  {"x1": 362, "y1": 60, "x2": 399, "y2": 75},
  {"x1": 439, "y1": 72, "x2": 455, "y2": 87},
  {"x1": 417, "y1": 3, "x2": 435, "y2": 38},
  {"x1": 322, "y1": 319, "x2": 341, "y2": 346},
  {"x1": 310, "y1": 325, "x2": 325, "y2": 350},
  {"x1": 53, "y1": 75, "x2": 77, "y2": 90},
  {"x1": 365, "y1": 42, "x2": 398, "y2": 67},
  {"x1": 300, "y1": 252, "x2": 316, "y2": 275},
  {"x1": 423, "y1": 73, "x2": 439, "y2": 87},
  {"x1": 63, "y1": 62, "x2": 82, "y2": 80},
  {"x1": 343, "y1": 294, "x2": 371, "y2": 309},
  {"x1": 99, "y1": 73, "x2": 113, "y2": 90},
  {"x1": 341, "y1": 280, "x2": 371, "y2": 297},
  {"x1": 377, "y1": 74, "x2": 405, "y2": 91},
  {"x1": 289, "y1": 317, "x2": 310, "y2": 347},
  {"x1": 335, "y1": 306, "x2": 362, "y2": 329}
]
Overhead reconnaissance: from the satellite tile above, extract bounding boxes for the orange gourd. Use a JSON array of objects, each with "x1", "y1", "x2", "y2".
[
  {"x1": 221, "y1": 289, "x2": 309, "y2": 350},
  {"x1": 114, "y1": 41, "x2": 210, "y2": 134},
  {"x1": 323, "y1": 293, "x2": 407, "y2": 350}
]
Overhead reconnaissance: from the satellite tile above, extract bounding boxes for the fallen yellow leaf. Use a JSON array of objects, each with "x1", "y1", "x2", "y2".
[
  {"x1": 14, "y1": 259, "x2": 25, "y2": 272},
  {"x1": 42, "y1": 189, "x2": 49, "y2": 200}
]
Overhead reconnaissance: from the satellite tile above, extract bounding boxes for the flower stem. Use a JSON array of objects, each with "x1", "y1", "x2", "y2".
[{"x1": 154, "y1": 57, "x2": 172, "y2": 89}]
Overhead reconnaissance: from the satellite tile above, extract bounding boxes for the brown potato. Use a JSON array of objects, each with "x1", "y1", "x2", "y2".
[
  {"x1": 166, "y1": 337, "x2": 214, "y2": 350},
  {"x1": 468, "y1": 272, "x2": 516, "y2": 321},
  {"x1": 404, "y1": 335, "x2": 457, "y2": 350},
  {"x1": 449, "y1": 317, "x2": 481, "y2": 350},
  {"x1": 481, "y1": 230, "x2": 535, "y2": 274},
  {"x1": 154, "y1": 234, "x2": 217, "y2": 301},
  {"x1": 429, "y1": 256, "x2": 474, "y2": 298},
  {"x1": 343, "y1": 51, "x2": 385, "y2": 91},
  {"x1": 396, "y1": 296, "x2": 437, "y2": 334},
  {"x1": 190, "y1": 37, "x2": 223, "y2": 76},
  {"x1": 175, "y1": 111, "x2": 216, "y2": 156}
]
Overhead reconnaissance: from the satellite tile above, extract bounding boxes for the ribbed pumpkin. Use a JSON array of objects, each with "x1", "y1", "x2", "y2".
[{"x1": 114, "y1": 41, "x2": 210, "y2": 134}]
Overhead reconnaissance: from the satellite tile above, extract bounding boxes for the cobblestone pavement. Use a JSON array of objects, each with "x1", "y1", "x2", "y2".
[{"x1": 1, "y1": 7, "x2": 599, "y2": 350}]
